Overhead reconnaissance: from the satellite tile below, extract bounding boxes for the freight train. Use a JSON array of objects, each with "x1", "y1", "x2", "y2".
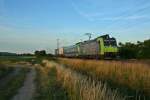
[{"x1": 55, "y1": 34, "x2": 118, "y2": 59}]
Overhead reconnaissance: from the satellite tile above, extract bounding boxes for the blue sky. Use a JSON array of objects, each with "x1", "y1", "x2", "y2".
[{"x1": 0, "y1": 0, "x2": 150, "y2": 53}]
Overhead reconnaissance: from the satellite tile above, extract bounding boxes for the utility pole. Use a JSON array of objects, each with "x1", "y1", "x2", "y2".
[
  {"x1": 57, "y1": 38, "x2": 59, "y2": 49},
  {"x1": 80, "y1": 39, "x2": 83, "y2": 42},
  {"x1": 85, "y1": 33, "x2": 92, "y2": 40}
]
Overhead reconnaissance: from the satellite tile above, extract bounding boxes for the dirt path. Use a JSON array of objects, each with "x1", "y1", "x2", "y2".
[{"x1": 12, "y1": 67, "x2": 36, "y2": 100}]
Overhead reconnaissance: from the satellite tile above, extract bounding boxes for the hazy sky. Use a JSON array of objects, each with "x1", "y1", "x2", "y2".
[{"x1": 0, "y1": 0, "x2": 150, "y2": 53}]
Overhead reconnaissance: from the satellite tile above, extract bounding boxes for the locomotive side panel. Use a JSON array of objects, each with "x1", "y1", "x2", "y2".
[
  {"x1": 80, "y1": 40, "x2": 99, "y2": 56},
  {"x1": 64, "y1": 45, "x2": 78, "y2": 57}
]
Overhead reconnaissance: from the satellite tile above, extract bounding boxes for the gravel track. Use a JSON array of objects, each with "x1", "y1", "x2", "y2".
[{"x1": 12, "y1": 67, "x2": 36, "y2": 100}]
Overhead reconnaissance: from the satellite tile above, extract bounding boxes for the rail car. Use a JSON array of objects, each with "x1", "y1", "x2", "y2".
[{"x1": 55, "y1": 34, "x2": 118, "y2": 59}]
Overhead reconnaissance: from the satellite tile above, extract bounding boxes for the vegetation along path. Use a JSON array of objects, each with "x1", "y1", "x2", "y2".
[
  {"x1": 12, "y1": 67, "x2": 36, "y2": 100},
  {"x1": 0, "y1": 67, "x2": 20, "y2": 89}
]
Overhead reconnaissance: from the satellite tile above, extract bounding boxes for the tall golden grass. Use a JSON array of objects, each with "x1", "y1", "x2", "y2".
[
  {"x1": 35, "y1": 64, "x2": 50, "y2": 91},
  {"x1": 34, "y1": 64, "x2": 53, "y2": 99},
  {"x1": 43, "y1": 60, "x2": 124, "y2": 100},
  {"x1": 35, "y1": 63, "x2": 68, "y2": 100},
  {"x1": 58, "y1": 58, "x2": 150, "y2": 98}
]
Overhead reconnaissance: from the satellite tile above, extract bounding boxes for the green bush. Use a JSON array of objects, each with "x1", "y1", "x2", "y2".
[{"x1": 119, "y1": 39, "x2": 150, "y2": 59}]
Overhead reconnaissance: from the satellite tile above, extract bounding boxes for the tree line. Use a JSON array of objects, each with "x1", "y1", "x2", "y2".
[
  {"x1": 34, "y1": 50, "x2": 54, "y2": 57},
  {"x1": 119, "y1": 39, "x2": 150, "y2": 59}
]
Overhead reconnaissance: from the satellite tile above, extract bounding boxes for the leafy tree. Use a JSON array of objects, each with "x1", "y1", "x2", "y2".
[
  {"x1": 139, "y1": 39, "x2": 150, "y2": 58},
  {"x1": 34, "y1": 50, "x2": 46, "y2": 56},
  {"x1": 119, "y1": 42, "x2": 138, "y2": 59},
  {"x1": 119, "y1": 39, "x2": 150, "y2": 59}
]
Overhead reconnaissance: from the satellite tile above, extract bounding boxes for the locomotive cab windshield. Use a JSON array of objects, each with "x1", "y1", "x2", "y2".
[{"x1": 104, "y1": 38, "x2": 117, "y2": 46}]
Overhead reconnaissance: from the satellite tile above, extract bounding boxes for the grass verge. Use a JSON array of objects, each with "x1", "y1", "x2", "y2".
[
  {"x1": 0, "y1": 67, "x2": 28, "y2": 100},
  {"x1": 34, "y1": 64, "x2": 68, "y2": 100},
  {"x1": 0, "y1": 64, "x2": 14, "y2": 79}
]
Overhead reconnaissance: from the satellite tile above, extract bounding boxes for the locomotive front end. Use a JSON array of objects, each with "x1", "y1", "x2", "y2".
[{"x1": 97, "y1": 34, "x2": 118, "y2": 58}]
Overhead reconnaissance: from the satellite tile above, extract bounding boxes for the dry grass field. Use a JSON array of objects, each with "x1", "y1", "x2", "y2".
[
  {"x1": 34, "y1": 63, "x2": 68, "y2": 100},
  {"x1": 58, "y1": 58, "x2": 150, "y2": 100},
  {"x1": 43, "y1": 60, "x2": 125, "y2": 100},
  {"x1": 0, "y1": 56, "x2": 149, "y2": 100}
]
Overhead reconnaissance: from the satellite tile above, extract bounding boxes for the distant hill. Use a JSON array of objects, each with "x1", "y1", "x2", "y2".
[{"x1": 0, "y1": 52, "x2": 17, "y2": 56}]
